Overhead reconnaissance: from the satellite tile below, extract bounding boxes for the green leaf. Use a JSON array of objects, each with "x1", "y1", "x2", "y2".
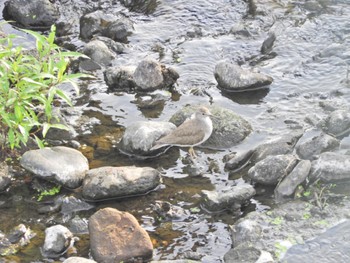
[{"x1": 34, "y1": 135, "x2": 45, "y2": 149}]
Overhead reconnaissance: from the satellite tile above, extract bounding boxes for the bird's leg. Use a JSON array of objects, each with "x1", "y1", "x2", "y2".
[{"x1": 188, "y1": 147, "x2": 197, "y2": 159}]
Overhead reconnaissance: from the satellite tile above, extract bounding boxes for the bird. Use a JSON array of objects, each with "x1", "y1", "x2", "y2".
[{"x1": 151, "y1": 106, "x2": 214, "y2": 158}]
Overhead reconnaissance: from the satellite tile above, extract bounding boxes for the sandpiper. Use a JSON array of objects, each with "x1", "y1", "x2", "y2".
[{"x1": 151, "y1": 106, "x2": 214, "y2": 158}]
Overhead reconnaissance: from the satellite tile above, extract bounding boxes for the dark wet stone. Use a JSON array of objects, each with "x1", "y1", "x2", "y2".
[
  {"x1": 68, "y1": 216, "x2": 89, "y2": 235},
  {"x1": 151, "y1": 261, "x2": 201, "y2": 263},
  {"x1": 214, "y1": 61, "x2": 273, "y2": 92},
  {"x1": 0, "y1": 162, "x2": 10, "y2": 192},
  {"x1": 119, "y1": 121, "x2": 176, "y2": 156},
  {"x1": 89, "y1": 208, "x2": 153, "y2": 263},
  {"x1": 79, "y1": 10, "x2": 133, "y2": 42},
  {"x1": 20, "y1": 146, "x2": 89, "y2": 189},
  {"x1": 82, "y1": 40, "x2": 115, "y2": 66},
  {"x1": 320, "y1": 109, "x2": 350, "y2": 137},
  {"x1": 60, "y1": 196, "x2": 95, "y2": 217},
  {"x1": 121, "y1": 0, "x2": 159, "y2": 14},
  {"x1": 152, "y1": 201, "x2": 189, "y2": 221},
  {"x1": 3, "y1": 0, "x2": 59, "y2": 29},
  {"x1": 104, "y1": 65, "x2": 137, "y2": 91},
  {"x1": 247, "y1": 154, "x2": 298, "y2": 185},
  {"x1": 94, "y1": 36, "x2": 125, "y2": 54},
  {"x1": 82, "y1": 166, "x2": 162, "y2": 200},
  {"x1": 296, "y1": 132, "x2": 340, "y2": 160},
  {"x1": 170, "y1": 105, "x2": 252, "y2": 149},
  {"x1": 224, "y1": 149, "x2": 254, "y2": 171},
  {"x1": 275, "y1": 160, "x2": 311, "y2": 201},
  {"x1": 282, "y1": 220, "x2": 350, "y2": 263},
  {"x1": 201, "y1": 184, "x2": 256, "y2": 212},
  {"x1": 42, "y1": 225, "x2": 77, "y2": 258},
  {"x1": 104, "y1": 17, "x2": 134, "y2": 43},
  {"x1": 63, "y1": 257, "x2": 97, "y2": 263},
  {"x1": 261, "y1": 32, "x2": 276, "y2": 54},
  {"x1": 310, "y1": 152, "x2": 350, "y2": 183}
]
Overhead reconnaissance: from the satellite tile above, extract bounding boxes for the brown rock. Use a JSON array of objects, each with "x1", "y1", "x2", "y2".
[{"x1": 89, "y1": 208, "x2": 153, "y2": 262}]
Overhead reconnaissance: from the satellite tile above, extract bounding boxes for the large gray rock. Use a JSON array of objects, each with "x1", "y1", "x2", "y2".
[
  {"x1": 20, "y1": 147, "x2": 89, "y2": 188},
  {"x1": 282, "y1": 220, "x2": 350, "y2": 263},
  {"x1": 214, "y1": 61, "x2": 273, "y2": 92},
  {"x1": 275, "y1": 160, "x2": 311, "y2": 201},
  {"x1": 119, "y1": 121, "x2": 176, "y2": 156},
  {"x1": 82, "y1": 166, "x2": 162, "y2": 200},
  {"x1": 89, "y1": 208, "x2": 153, "y2": 262},
  {"x1": 42, "y1": 225, "x2": 77, "y2": 258},
  {"x1": 170, "y1": 105, "x2": 252, "y2": 149},
  {"x1": 82, "y1": 40, "x2": 115, "y2": 66},
  {"x1": 321, "y1": 109, "x2": 350, "y2": 137},
  {"x1": 79, "y1": 10, "x2": 133, "y2": 42},
  {"x1": 310, "y1": 152, "x2": 350, "y2": 182},
  {"x1": 4, "y1": 0, "x2": 59, "y2": 29},
  {"x1": 247, "y1": 154, "x2": 298, "y2": 185},
  {"x1": 201, "y1": 184, "x2": 256, "y2": 212},
  {"x1": 296, "y1": 132, "x2": 340, "y2": 160}
]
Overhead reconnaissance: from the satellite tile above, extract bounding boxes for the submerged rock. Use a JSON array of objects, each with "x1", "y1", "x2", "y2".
[
  {"x1": 89, "y1": 208, "x2": 153, "y2": 263},
  {"x1": 104, "y1": 65, "x2": 137, "y2": 91},
  {"x1": 275, "y1": 160, "x2": 311, "y2": 201},
  {"x1": 320, "y1": 109, "x2": 350, "y2": 137},
  {"x1": 82, "y1": 166, "x2": 162, "y2": 200},
  {"x1": 214, "y1": 61, "x2": 273, "y2": 92},
  {"x1": 169, "y1": 105, "x2": 252, "y2": 149},
  {"x1": 20, "y1": 146, "x2": 89, "y2": 188},
  {"x1": 119, "y1": 121, "x2": 176, "y2": 156},
  {"x1": 201, "y1": 184, "x2": 256, "y2": 212},
  {"x1": 247, "y1": 154, "x2": 298, "y2": 185},
  {"x1": 296, "y1": 132, "x2": 339, "y2": 160},
  {"x1": 3, "y1": 0, "x2": 59, "y2": 29},
  {"x1": 42, "y1": 225, "x2": 77, "y2": 259},
  {"x1": 309, "y1": 152, "x2": 350, "y2": 183},
  {"x1": 82, "y1": 40, "x2": 115, "y2": 66}
]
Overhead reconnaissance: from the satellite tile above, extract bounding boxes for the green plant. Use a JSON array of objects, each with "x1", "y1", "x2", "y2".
[
  {"x1": 0, "y1": 24, "x2": 87, "y2": 156},
  {"x1": 37, "y1": 185, "x2": 61, "y2": 201},
  {"x1": 270, "y1": 216, "x2": 284, "y2": 225}
]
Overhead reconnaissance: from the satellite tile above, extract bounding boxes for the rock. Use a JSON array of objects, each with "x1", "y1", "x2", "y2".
[
  {"x1": 79, "y1": 10, "x2": 133, "y2": 42},
  {"x1": 104, "y1": 65, "x2": 137, "y2": 91},
  {"x1": 247, "y1": 154, "x2": 298, "y2": 185},
  {"x1": 224, "y1": 149, "x2": 255, "y2": 171},
  {"x1": 104, "y1": 17, "x2": 134, "y2": 43},
  {"x1": 261, "y1": 32, "x2": 276, "y2": 54},
  {"x1": 214, "y1": 61, "x2": 273, "y2": 92},
  {"x1": 89, "y1": 208, "x2": 153, "y2": 262},
  {"x1": 152, "y1": 201, "x2": 189, "y2": 221},
  {"x1": 282, "y1": 220, "x2": 350, "y2": 263},
  {"x1": 60, "y1": 196, "x2": 95, "y2": 219},
  {"x1": 68, "y1": 216, "x2": 89, "y2": 235},
  {"x1": 169, "y1": 105, "x2": 252, "y2": 149},
  {"x1": 231, "y1": 219, "x2": 262, "y2": 245},
  {"x1": 224, "y1": 246, "x2": 273, "y2": 263},
  {"x1": 82, "y1": 40, "x2": 115, "y2": 66},
  {"x1": 63, "y1": 257, "x2": 97, "y2": 263},
  {"x1": 0, "y1": 224, "x2": 36, "y2": 256},
  {"x1": 3, "y1": 0, "x2": 59, "y2": 29},
  {"x1": 274, "y1": 160, "x2": 311, "y2": 201},
  {"x1": 250, "y1": 131, "x2": 303, "y2": 163},
  {"x1": 119, "y1": 121, "x2": 176, "y2": 156},
  {"x1": 121, "y1": 0, "x2": 159, "y2": 14},
  {"x1": 133, "y1": 59, "x2": 179, "y2": 91},
  {"x1": 42, "y1": 225, "x2": 77, "y2": 258},
  {"x1": 310, "y1": 152, "x2": 350, "y2": 182},
  {"x1": 0, "y1": 162, "x2": 11, "y2": 192},
  {"x1": 296, "y1": 132, "x2": 339, "y2": 160},
  {"x1": 82, "y1": 166, "x2": 162, "y2": 200},
  {"x1": 20, "y1": 146, "x2": 89, "y2": 188},
  {"x1": 201, "y1": 184, "x2": 256, "y2": 212},
  {"x1": 151, "y1": 261, "x2": 201, "y2": 263},
  {"x1": 320, "y1": 109, "x2": 350, "y2": 137}
]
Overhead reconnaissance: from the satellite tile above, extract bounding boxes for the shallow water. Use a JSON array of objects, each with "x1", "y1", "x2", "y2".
[{"x1": 1, "y1": 0, "x2": 350, "y2": 262}]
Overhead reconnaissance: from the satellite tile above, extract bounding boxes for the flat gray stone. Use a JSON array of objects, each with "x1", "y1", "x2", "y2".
[
  {"x1": 82, "y1": 166, "x2": 162, "y2": 200},
  {"x1": 20, "y1": 146, "x2": 89, "y2": 188}
]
